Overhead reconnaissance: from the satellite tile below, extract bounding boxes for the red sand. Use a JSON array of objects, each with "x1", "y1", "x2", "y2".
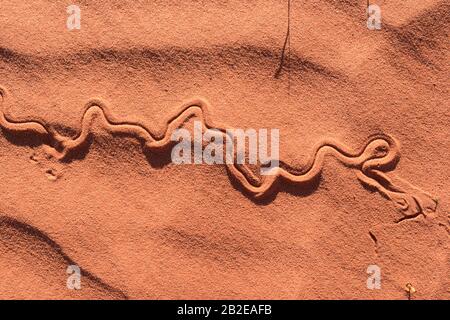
[{"x1": 0, "y1": 0, "x2": 448, "y2": 299}]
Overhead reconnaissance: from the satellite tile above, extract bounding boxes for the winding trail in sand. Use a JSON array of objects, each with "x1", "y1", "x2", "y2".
[{"x1": 0, "y1": 85, "x2": 437, "y2": 219}]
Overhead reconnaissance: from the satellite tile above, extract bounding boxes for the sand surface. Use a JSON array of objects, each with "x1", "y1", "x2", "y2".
[{"x1": 0, "y1": 0, "x2": 448, "y2": 299}]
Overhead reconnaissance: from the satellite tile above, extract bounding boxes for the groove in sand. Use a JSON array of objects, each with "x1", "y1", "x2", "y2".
[{"x1": 0, "y1": 86, "x2": 437, "y2": 218}]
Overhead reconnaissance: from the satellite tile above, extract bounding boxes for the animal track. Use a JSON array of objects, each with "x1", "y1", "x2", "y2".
[
  {"x1": 28, "y1": 151, "x2": 61, "y2": 181},
  {"x1": 45, "y1": 168, "x2": 59, "y2": 181},
  {"x1": 0, "y1": 86, "x2": 437, "y2": 218}
]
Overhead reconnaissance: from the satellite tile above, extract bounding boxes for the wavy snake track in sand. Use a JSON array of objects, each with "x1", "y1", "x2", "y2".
[{"x1": 0, "y1": 86, "x2": 437, "y2": 218}]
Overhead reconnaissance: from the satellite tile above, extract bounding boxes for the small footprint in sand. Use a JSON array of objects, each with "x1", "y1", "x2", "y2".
[
  {"x1": 45, "y1": 168, "x2": 59, "y2": 181},
  {"x1": 29, "y1": 154, "x2": 39, "y2": 164},
  {"x1": 29, "y1": 152, "x2": 62, "y2": 181}
]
